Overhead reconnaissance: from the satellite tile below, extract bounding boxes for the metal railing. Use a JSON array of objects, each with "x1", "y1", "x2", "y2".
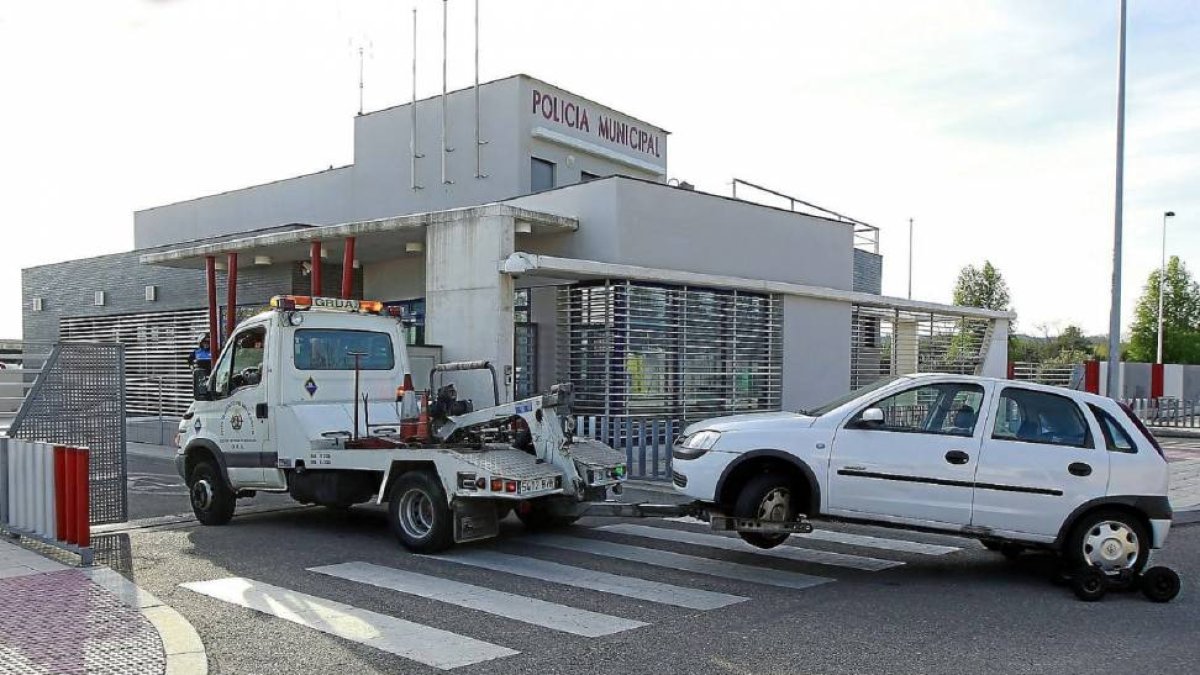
[
  {"x1": 730, "y1": 178, "x2": 880, "y2": 253},
  {"x1": 850, "y1": 305, "x2": 994, "y2": 389},
  {"x1": 1123, "y1": 398, "x2": 1200, "y2": 429},
  {"x1": 575, "y1": 415, "x2": 685, "y2": 481},
  {"x1": 1010, "y1": 362, "x2": 1079, "y2": 389}
]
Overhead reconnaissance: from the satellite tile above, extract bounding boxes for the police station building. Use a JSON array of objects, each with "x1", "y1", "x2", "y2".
[{"x1": 21, "y1": 74, "x2": 1011, "y2": 427}]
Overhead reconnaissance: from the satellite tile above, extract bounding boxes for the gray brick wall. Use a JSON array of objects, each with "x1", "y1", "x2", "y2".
[
  {"x1": 22, "y1": 252, "x2": 296, "y2": 343},
  {"x1": 853, "y1": 249, "x2": 883, "y2": 295}
]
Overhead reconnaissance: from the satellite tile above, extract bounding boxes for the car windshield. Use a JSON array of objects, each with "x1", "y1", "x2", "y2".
[{"x1": 801, "y1": 376, "x2": 906, "y2": 417}]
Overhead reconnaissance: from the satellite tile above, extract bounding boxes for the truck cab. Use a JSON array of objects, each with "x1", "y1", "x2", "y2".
[{"x1": 176, "y1": 295, "x2": 628, "y2": 553}]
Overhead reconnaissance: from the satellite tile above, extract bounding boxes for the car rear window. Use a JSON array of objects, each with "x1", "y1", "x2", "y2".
[
  {"x1": 1118, "y1": 402, "x2": 1165, "y2": 458},
  {"x1": 293, "y1": 329, "x2": 394, "y2": 370},
  {"x1": 1088, "y1": 404, "x2": 1136, "y2": 453}
]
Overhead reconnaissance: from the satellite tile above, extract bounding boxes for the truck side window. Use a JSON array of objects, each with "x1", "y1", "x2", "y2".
[{"x1": 211, "y1": 327, "x2": 267, "y2": 397}]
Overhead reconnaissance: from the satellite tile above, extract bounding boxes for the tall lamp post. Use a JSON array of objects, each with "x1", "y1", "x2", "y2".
[
  {"x1": 1157, "y1": 210, "x2": 1177, "y2": 363},
  {"x1": 1105, "y1": 0, "x2": 1127, "y2": 397}
]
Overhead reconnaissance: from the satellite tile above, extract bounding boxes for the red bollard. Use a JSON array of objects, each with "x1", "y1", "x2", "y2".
[
  {"x1": 63, "y1": 448, "x2": 78, "y2": 545},
  {"x1": 54, "y1": 446, "x2": 67, "y2": 542},
  {"x1": 75, "y1": 447, "x2": 90, "y2": 548}
]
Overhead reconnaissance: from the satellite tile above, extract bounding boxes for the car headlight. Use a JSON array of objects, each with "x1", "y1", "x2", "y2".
[{"x1": 674, "y1": 430, "x2": 721, "y2": 459}]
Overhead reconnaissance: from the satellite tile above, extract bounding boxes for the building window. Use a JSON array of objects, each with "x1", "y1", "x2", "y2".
[
  {"x1": 581, "y1": 171, "x2": 601, "y2": 183},
  {"x1": 531, "y1": 157, "x2": 556, "y2": 192},
  {"x1": 385, "y1": 299, "x2": 426, "y2": 346}
]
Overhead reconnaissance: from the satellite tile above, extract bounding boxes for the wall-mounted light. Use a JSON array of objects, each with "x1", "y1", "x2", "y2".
[
  {"x1": 94, "y1": 291, "x2": 106, "y2": 306},
  {"x1": 352, "y1": 259, "x2": 361, "y2": 269},
  {"x1": 214, "y1": 261, "x2": 227, "y2": 271},
  {"x1": 145, "y1": 285, "x2": 158, "y2": 302},
  {"x1": 32, "y1": 297, "x2": 43, "y2": 312},
  {"x1": 405, "y1": 242, "x2": 425, "y2": 254},
  {"x1": 254, "y1": 255, "x2": 273, "y2": 266},
  {"x1": 514, "y1": 222, "x2": 533, "y2": 234}
]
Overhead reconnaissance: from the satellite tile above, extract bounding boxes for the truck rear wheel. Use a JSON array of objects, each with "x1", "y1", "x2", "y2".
[
  {"x1": 188, "y1": 460, "x2": 236, "y2": 526},
  {"x1": 733, "y1": 473, "x2": 796, "y2": 549},
  {"x1": 388, "y1": 471, "x2": 454, "y2": 553}
]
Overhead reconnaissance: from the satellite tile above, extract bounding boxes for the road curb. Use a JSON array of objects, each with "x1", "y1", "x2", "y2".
[
  {"x1": 1152, "y1": 427, "x2": 1200, "y2": 439},
  {"x1": 85, "y1": 567, "x2": 208, "y2": 675}
]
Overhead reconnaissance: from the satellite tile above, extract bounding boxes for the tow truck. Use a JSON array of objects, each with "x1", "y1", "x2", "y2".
[{"x1": 175, "y1": 295, "x2": 812, "y2": 552}]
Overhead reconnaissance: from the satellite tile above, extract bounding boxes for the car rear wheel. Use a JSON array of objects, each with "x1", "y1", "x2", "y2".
[
  {"x1": 733, "y1": 473, "x2": 797, "y2": 549},
  {"x1": 1065, "y1": 509, "x2": 1150, "y2": 576}
]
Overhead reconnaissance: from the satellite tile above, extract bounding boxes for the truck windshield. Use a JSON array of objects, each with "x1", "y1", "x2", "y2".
[{"x1": 293, "y1": 329, "x2": 395, "y2": 371}]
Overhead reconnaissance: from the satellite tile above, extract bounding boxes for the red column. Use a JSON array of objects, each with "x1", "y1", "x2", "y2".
[
  {"x1": 74, "y1": 448, "x2": 90, "y2": 548},
  {"x1": 1006, "y1": 362, "x2": 1015, "y2": 379},
  {"x1": 205, "y1": 256, "x2": 220, "y2": 353},
  {"x1": 1151, "y1": 363, "x2": 1164, "y2": 399},
  {"x1": 54, "y1": 446, "x2": 67, "y2": 541},
  {"x1": 1084, "y1": 360, "x2": 1101, "y2": 394},
  {"x1": 310, "y1": 241, "x2": 323, "y2": 296},
  {"x1": 63, "y1": 449, "x2": 77, "y2": 544},
  {"x1": 341, "y1": 237, "x2": 356, "y2": 300},
  {"x1": 226, "y1": 252, "x2": 238, "y2": 339}
]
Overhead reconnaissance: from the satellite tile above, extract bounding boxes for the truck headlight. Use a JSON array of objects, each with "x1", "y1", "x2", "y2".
[{"x1": 674, "y1": 430, "x2": 721, "y2": 459}]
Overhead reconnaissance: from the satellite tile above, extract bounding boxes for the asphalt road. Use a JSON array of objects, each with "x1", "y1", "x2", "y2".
[{"x1": 105, "y1": 468, "x2": 1200, "y2": 675}]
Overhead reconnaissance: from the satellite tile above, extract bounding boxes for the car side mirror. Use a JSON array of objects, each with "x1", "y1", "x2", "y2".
[{"x1": 858, "y1": 407, "x2": 885, "y2": 427}]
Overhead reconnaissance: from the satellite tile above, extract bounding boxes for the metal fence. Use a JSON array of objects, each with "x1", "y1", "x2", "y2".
[
  {"x1": 6, "y1": 342, "x2": 128, "y2": 525},
  {"x1": 575, "y1": 415, "x2": 683, "y2": 481},
  {"x1": 558, "y1": 281, "x2": 782, "y2": 419},
  {"x1": 1010, "y1": 362, "x2": 1079, "y2": 388},
  {"x1": 850, "y1": 305, "x2": 994, "y2": 389},
  {"x1": 1123, "y1": 398, "x2": 1200, "y2": 429}
]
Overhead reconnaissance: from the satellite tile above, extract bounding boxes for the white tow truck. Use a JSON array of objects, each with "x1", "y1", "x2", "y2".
[{"x1": 176, "y1": 295, "x2": 811, "y2": 553}]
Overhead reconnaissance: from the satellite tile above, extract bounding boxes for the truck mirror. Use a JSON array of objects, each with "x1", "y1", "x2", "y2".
[{"x1": 194, "y1": 377, "x2": 214, "y2": 401}]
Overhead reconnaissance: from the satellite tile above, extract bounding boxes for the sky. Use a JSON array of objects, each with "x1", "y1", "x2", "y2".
[{"x1": 0, "y1": 0, "x2": 1197, "y2": 338}]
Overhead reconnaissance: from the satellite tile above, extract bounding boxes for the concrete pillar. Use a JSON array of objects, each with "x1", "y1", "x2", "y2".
[
  {"x1": 979, "y1": 318, "x2": 1010, "y2": 378},
  {"x1": 424, "y1": 211, "x2": 516, "y2": 405},
  {"x1": 1165, "y1": 364, "x2": 1185, "y2": 399},
  {"x1": 894, "y1": 320, "x2": 919, "y2": 375}
]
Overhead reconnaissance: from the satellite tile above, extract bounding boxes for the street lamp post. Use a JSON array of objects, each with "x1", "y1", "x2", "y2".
[
  {"x1": 1157, "y1": 210, "x2": 1177, "y2": 363},
  {"x1": 1105, "y1": 0, "x2": 1127, "y2": 397}
]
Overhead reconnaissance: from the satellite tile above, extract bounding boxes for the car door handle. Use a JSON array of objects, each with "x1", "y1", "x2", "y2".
[
  {"x1": 1068, "y1": 462, "x2": 1092, "y2": 477},
  {"x1": 944, "y1": 450, "x2": 970, "y2": 465}
]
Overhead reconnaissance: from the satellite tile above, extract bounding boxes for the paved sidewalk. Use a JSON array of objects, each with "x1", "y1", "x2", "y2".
[{"x1": 0, "y1": 537, "x2": 206, "y2": 675}]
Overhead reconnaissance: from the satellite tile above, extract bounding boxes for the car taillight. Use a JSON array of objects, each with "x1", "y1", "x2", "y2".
[{"x1": 1119, "y1": 402, "x2": 1165, "y2": 458}]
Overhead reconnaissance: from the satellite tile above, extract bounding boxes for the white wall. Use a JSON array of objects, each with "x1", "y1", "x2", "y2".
[{"x1": 782, "y1": 296, "x2": 851, "y2": 410}]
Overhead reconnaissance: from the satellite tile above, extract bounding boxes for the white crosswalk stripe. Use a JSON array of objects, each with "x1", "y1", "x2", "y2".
[
  {"x1": 426, "y1": 549, "x2": 748, "y2": 610},
  {"x1": 663, "y1": 516, "x2": 961, "y2": 555},
  {"x1": 309, "y1": 562, "x2": 645, "y2": 637},
  {"x1": 180, "y1": 577, "x2": 518, "y2": 670},
  {"x1": 598, "y1": 523, "x2": 902, "y2": 571},
  {"x1": 527, "y1": 533, "x2": 832, "y2": 590}
]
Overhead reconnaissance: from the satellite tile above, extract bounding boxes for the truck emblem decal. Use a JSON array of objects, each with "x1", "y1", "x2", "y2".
[
  {"x1": 230, "y1": 413, "x2": 244, "y2": 431},
  {"x1": 305, "y1": 377, "x2": 318, "y2": 397},
  {"x1": 194, "y1": 418, "x2": 202, "y2": 432}
]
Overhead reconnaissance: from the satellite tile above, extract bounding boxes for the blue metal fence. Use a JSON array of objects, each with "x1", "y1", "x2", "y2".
[{"x1": 576, "y1": 416, "x2": 684, "y2": 481}]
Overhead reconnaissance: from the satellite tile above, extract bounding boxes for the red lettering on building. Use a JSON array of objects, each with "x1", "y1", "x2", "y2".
[{"x1": 533, "y1": 90, "x2": 661, "y2": 160}]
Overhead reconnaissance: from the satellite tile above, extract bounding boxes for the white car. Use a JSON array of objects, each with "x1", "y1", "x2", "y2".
[{"x1": 672, "y1": 374, "x2": 1171, "y2": 575}]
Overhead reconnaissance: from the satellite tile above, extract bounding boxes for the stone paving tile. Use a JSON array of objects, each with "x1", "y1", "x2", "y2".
[{"x1": 0, "y1": 570, "x2": 164, "y2": 675}]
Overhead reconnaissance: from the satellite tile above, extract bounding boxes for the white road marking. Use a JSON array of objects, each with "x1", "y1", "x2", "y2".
[
  {"x1": 599, "y1": 524, "x2": 901, "y2": 571},
  {"x1": 309, "y1": 562, "x2": 645, "y2": 637},
  {"x1": 180, "y1": 577, "x2": 517, "y2": 670},
  {"x1": 664, "y1": 516, "x2": 961, "y2": 555},
  {"x1": 427, "y1": 549, "x2": 747, "y2": 610},
  {"x1": 528, "y1": 535, "x2": 831, "y2": 590}
]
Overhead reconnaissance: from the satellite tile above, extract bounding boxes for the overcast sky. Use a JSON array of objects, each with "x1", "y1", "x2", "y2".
[{"x1": 1, "y1": 0, "x2": 1196, "y2": 338}]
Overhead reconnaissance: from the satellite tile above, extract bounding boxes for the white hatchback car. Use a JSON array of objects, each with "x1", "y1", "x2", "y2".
[{"x1": 672, "y1": 374, "x2": 1171, "y2": 575}]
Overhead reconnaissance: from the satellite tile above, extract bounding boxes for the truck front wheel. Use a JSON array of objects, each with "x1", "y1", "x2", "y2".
[
  {"x1": 188, "y1": 460, "x2": 236, "y2": 526},
  {"x1": 388, "y1": 471, "x2": 454, "y2": 553},
  {"x1": 733, "y1": 473, "x2": 796, "y2": 549}
]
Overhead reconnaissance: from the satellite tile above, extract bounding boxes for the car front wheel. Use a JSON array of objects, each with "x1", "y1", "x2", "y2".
[
  {"x1": 1064, "y1": 509, "x2": 1150, "y2": 576},
  {"x1": 733, "y1": 473, "x2": 797, "y2": 549}
]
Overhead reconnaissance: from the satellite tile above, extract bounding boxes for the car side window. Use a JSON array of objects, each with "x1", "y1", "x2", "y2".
[
  {"x1": 850, "y1": 382, "x2": 985, "y2": 437},
  {"x1": 1088, "y1": 404, "x2": 1137, "y2": 453},
  {"x1": 991, "y1": 387, "x2": 1092, "y2": 448}
]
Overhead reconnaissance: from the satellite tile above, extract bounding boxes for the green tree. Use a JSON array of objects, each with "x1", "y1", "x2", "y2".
[
  {"x1": 953, "y1": 261, "x2": 1011, "y2": 312},
  {"x1": 1128, "y1": 256, "x2": 1200, "y2": 363}
]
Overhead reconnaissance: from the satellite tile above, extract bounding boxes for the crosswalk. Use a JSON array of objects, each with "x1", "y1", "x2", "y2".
[{"x1": 181, "y1": 519, "x2": 967, "y2": 671}]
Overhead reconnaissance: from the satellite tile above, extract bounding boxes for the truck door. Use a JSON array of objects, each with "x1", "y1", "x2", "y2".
[{"x1": 208, "y1": 324, "x2": 272, "y2": 486}]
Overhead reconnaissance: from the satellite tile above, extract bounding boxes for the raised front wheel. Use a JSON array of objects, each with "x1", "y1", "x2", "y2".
[{"x1": 733, "y1": 473, "x2": 797, "y2": 549}]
